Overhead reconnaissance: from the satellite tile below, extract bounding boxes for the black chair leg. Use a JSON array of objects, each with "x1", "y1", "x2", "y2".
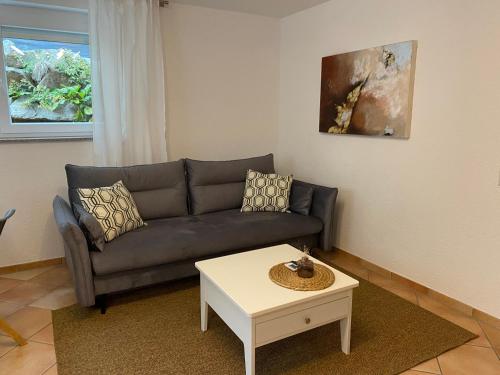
[{"x1": 96, "y1": 295, "x2": 107, "y2": 314}]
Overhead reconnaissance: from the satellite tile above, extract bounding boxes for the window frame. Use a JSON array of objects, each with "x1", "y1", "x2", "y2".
[{"x1": 0, "y1": 25, "x2": 93, "y2": 140}]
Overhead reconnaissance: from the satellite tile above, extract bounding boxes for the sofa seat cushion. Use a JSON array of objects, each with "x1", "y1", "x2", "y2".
[{"x1": 90, "y1": 209, "x2": 323, "y2": 276}]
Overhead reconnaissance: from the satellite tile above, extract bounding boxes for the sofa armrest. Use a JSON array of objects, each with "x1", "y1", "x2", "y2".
[
  {"x1": 53, "y1": 196, "x2": 95, "y2": 307},
  {"x1": 293, "y1": 180, "x2": 338, "y2": 250}
]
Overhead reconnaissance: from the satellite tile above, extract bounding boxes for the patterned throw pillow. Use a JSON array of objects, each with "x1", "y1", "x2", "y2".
[
  {"x1": 241, "y1": 170, "x2": 293, "y2": 212},
  {"x1": 77, "y1": 181, "x2": 145, "y2": 242}
]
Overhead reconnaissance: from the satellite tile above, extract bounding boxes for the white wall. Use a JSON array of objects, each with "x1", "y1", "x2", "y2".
[
  {"x1": 161, "y1": 4, "x2": 280, "y2": 160},
  {"x1": 3, "y1": 0, "x2": 497, "y2": 318},
  {"x1": 0, "y1": 3, "x2": 280, "y2": 266},
  {"x1": 0, "y1": 141, "x2": 92, "y2": 266},
  {"x1": 277, "y1": 0, "x2": 500, "y2": 316},
  {"x1": 0, "y1": 3, "x2": 93, "y2": 267}
]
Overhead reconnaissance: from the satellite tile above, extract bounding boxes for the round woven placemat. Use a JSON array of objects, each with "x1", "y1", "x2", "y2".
[{"x1": 268, "y1": 263, "x2": 335, "y2": 291}]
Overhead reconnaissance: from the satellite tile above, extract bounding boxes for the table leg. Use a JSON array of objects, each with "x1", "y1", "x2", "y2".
[
  {"x1": 340, "y1": 293, "x2": 353, "y2": 354},
  {"x1": 244, "y1": 342, "x2": 255, "y2": 375},
  {"x1": 200, "y1": 275, "x2": 208, "y2": 332},
  {"x1": 340, "y1": 315, "x2": 351, "y2": 354}
]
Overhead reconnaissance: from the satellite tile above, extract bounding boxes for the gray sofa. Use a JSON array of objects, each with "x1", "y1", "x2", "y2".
[{"x1": 53, "y1": 154, "x2": 338, "y2": 311}]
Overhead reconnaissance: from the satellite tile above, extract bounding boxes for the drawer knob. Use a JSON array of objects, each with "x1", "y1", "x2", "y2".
[{"x1": 305, "y1": 317, "x2": 311, "y2": 324}]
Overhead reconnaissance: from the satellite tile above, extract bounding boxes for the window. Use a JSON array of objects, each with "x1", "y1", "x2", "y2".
[{"x1": 0, "y1": 26, "x2": 92, "y2": 139}]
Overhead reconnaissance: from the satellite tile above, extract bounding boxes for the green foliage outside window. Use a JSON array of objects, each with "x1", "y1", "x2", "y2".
[
  {"x1": 54, "y1": 51, "x2": 91, "y2": 86},
  {"x1": 5, "y1": 45, "x2": 92, "y2": 123}
]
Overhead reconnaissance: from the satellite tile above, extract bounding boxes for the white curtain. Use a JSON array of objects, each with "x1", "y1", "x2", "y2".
[{"x1": 89, "y1": 0, "x2": 168, "y2": 166}]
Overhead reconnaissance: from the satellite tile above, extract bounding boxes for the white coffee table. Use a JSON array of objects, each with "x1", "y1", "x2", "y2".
[{"x1": 195, "y1": 244, "x2": 359, "y2": 375}]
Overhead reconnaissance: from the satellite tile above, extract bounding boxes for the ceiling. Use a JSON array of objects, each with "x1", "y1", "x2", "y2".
[
  {"x1": 173, "y1": 0, "x2": 330, "y2": 18},
  {"x1": 1, "y1": 0, "x2": 331, "y2": 17}
]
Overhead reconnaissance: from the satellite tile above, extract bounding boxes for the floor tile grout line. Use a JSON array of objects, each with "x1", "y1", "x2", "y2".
[
  {"x1": 471, "y1": 319, "x2": 492, "y2": 348},
  {"x1": 408, "y1": 369, "x2": 440, "y2": 375},
  {"x1": 332, "y1": 256, "x2": 484, "y2": 340},
  {"x1": 0, "y1": 322, "x2": 53, "y2": 361},
  {"x1": 332, "y1": 254, "x2": 494, "y2": 355},
  {"x1": 474, "y1": 316, "x2": 500, "y2": 328},
  {"x1": 0, "y1": 281, "x2": 26, "y2": 297},
  {"x1": 464, "y1": 342, "x2": 493, "y2": 348},
  {"x1": 2, "y1": 260, "x2": 494, "y2": 373},
  {"x1": 37, "y1": 358, "x2": 57, "y2": 375},
  {"x1": 407, "y1": 361, "x2": 443, "y2": 375},
  {"x1": 0, "y1": 302, "x2": 27, "y2": 319},
  {"x1": 329, "y1": 254, "x2": 493, "y2": 336},
  {"x1": 0, "y1": 339, "x2": 18, "y2": 360},
  {"x1": 26, "y1": 321, "x2": 53, "y2": 342},
  {"x1": 327, "y1": 251, "x2": 500, "y2": 327},
  {"x1": 436, "y1": 355, "x2": 444, "y2": 375},
  {"x1": 0, "y1": 306, "x2": 53, "y2": 340},
  {"x1": 0, "y1": 265, "x2": 57, "y2": 280},
  {"x1": 21, "y1": 340, "x2": 54, "y2": 347},
  {"x1": 41, "y1": 363, "x2": 57, "y2": 375},
  {"x1": 474, "y1": 317, "x2": 500, "y2": 331},
  {"x1": 0, "y1": 266, "x2": 67, "y2": 292},
  {"x1": 28, "y1": 338, "x2": 55, "y2": 346},
  {"x1": 0, "y1": 338, "x2": 55, "y2": 352},
  {"x1": 494, "y1": 349, "x2": 500, "y2": 361},
  {"x1": 0, "y1": 283, "x2": 62, "y2": 308},
  {"x1": 474, "y1": 319, "x2": 499, "y2": 350},
  {"x1": 0, "y1": 323, "x2": 52, "y2": 340}
]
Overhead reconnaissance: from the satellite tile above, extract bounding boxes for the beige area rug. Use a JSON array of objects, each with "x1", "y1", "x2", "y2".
[{"x1": 53, "y1": 266, "x2": 476, "y2": 374}]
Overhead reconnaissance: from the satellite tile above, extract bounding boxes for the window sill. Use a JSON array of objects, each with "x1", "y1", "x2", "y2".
[
  {"x1": 0, "y1": 134, "x2": 93, "y2": 143},
  {"x1": 0, "y1": 125, "x2": 93, "y2": 142}
]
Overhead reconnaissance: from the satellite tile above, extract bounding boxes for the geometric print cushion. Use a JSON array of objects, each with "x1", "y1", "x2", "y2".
[
  {"x1": 77, "y1": 180, "x2": 145, "y2": 242},
  {"x1": 241, "y1": 169, "x2": 293, "y2": 213}
]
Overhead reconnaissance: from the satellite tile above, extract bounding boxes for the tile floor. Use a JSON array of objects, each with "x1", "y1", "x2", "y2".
[
  {"x1": 318, "y1": 250, "x2": 500, "y2": 375},
  {"x1": 0, "y1": 255, "x2": 498, "y2": 375}
]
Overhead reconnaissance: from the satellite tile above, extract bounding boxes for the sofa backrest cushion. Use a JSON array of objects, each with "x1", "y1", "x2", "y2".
[
  {"x1": 186, "y1": 154, "x2": 275, "y2": 215},
  {"x1": 65, "y1": 160, "x2": 188, "y2": 220}
]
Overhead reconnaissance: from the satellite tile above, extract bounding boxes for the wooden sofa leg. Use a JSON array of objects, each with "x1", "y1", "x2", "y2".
[{"x1": 96, "y1": 295, "x2": 107, "y2": 314}]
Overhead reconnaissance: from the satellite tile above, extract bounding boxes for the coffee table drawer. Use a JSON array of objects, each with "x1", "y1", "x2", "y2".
[{"x1": 255, "y1": 297, "x2": 349, "y2": 346}]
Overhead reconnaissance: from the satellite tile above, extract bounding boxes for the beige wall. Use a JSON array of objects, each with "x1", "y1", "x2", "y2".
[
  {"x1": 2, "y1": 0, "x2": 498, "y2": 319},
  {"x1": 0, "y1": 3, "x2": 93, "y2": 267},
  {"x1": 0, "y1": 141, "x2": 92, "y2": 266},
  {"x1": 161, "y1": 4, "x2": 280, "y2": 161},
  {"x1": 0, "y1": 3, "x2": 280, "y2": 266},
  {"x1": 277, "y1": 0, "x2": 500, "y2": 316}
]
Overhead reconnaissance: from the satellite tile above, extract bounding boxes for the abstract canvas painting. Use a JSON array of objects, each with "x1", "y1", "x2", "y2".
[{"x1": 319, "y1": 41, "x2": 417, "y2": 138}]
